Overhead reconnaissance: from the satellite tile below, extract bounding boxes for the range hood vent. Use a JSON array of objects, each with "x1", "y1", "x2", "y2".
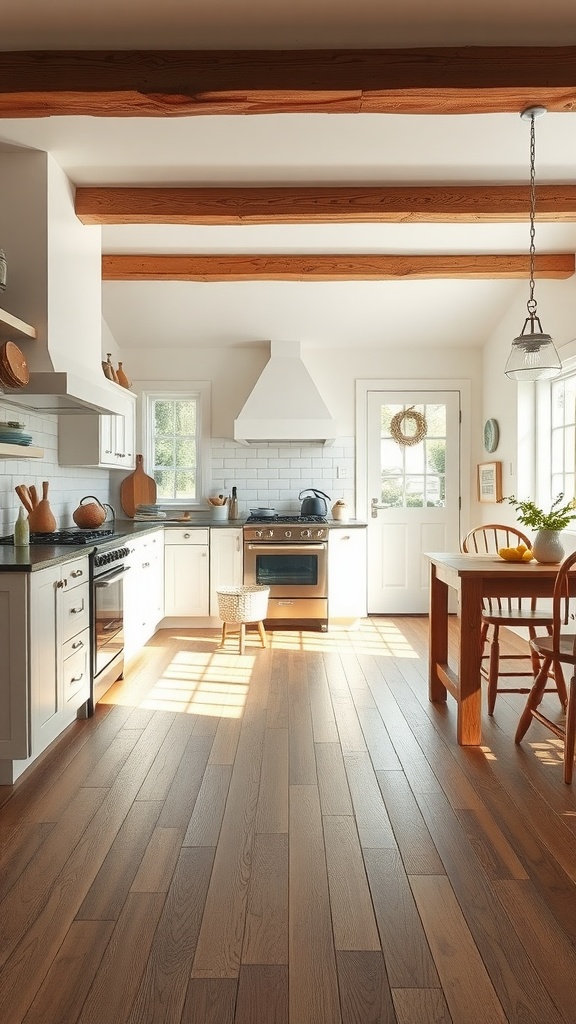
[
  {"x1": 1, "y1": 371, "x2": 131, "y2": 416},
  {"x1": 234, "y1": 341, "x2": 337, "y2": 446}
]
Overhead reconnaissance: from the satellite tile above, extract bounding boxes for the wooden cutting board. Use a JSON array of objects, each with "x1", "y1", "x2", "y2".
[{"x1": 120, "y1": 454, "x2": 157, "y2": 518}]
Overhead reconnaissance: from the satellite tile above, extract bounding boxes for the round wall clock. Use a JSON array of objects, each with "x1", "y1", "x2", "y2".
[{"x1": 483, "y1": 418, "x2": 499, "y2": 453}]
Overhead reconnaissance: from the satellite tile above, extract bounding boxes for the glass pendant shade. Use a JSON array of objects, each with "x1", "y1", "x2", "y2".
[{"x1": 505, "y1": 327, "x2": 562, "y2": 381}]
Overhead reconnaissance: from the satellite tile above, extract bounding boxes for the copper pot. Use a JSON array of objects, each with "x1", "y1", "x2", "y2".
[{"x1": 73, "y1": 496, "x2": 110, "y2": 530}]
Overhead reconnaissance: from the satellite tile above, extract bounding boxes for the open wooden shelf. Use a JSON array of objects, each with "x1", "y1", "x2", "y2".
[
  {"x1": 0, "y1": 307, "x2": 37, "y2": 340},
  {"x1": 0, "y1": 442, "x2": 44, "y2": 459}
]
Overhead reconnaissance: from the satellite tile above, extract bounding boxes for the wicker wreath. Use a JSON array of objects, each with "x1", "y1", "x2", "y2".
[{"x1": 390, "y1": 406, "x2": 427, "y2": 447}]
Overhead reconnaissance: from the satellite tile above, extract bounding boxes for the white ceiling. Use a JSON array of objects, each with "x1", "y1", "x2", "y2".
[{"x1": 1, "y1": 2, "x2": 576, "y2": 352}]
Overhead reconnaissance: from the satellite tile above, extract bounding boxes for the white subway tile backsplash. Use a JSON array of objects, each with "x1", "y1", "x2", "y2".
[
  {"x1": 211, "y1": 437, "x2": 355, "y2": 516},
  {"x1": 0, "y1": 426, "x2": 356, "y2": 538}
]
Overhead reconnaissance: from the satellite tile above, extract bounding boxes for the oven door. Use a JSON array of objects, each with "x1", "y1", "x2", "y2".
[
  {"x1": 93, "y1": 564, "x2": 128, "y2": 679},
  {"x1": 244, "y1": 542, "x2": 327, "y2": 598}
]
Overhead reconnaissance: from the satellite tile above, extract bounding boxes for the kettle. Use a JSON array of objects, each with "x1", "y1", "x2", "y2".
[
  {"x1": 299, "y1": 488, "x2": 331, "y2": 516},
  {"x1": 73, "y1": 495, "x2": 114, "y2": 530}
]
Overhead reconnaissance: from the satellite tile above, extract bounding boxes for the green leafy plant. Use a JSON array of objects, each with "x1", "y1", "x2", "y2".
[{"x1": 504, "y1": 493, "x2": 576, "y2": 531}]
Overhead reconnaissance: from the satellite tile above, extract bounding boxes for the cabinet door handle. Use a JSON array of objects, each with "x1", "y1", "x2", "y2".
[
  {"x1": 70, "y1": 569, "x2": 84, "y2": 578},
  {"x1": 236, "y1": 536, "x2": 240, "y2": 551},
  {"x1": 183, "y1": 533, "x2": 191, "y2": 539},
  {"x1": 70, "y1": 602, "x2": 84, "y2": 614},
  {"x1": 70, "y1": 673, "x2": 84, "y2": 683},
  {"x1": 71, "y1": 640, "x2": 84, "y2": 650},
  {"x1": 56, "y1": 579, "x2": 65, "y2": 589}
]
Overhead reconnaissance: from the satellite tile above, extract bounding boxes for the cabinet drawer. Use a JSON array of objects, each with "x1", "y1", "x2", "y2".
[
  {"x1": 61, "y1": 582, "x2": 90, "y2": 642},
  {"x1": 61, "y1": 628, "x2": 90, "y2": 663},
  {"x1": 164, "y1": 529, "x2": 209, "y2": 546},
  {"x1": 62, "y1": 635, "x2": 90, "y2": 706},
  {"x1": 64, "y1": 557, "x2": 90, "y2": 589}
]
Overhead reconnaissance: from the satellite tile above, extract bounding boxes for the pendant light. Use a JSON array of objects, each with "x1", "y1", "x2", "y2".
[{"x1": 505, "y1": 106, "x2": 561, "y2": 381}]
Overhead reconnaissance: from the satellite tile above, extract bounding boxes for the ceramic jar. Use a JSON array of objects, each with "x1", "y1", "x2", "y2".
[
  {"x1": 532, "y1": 529, "x2": 564, "y2": 564},
  {"x1": 331, "y1": 501, "x2": 349, "y2": 522}
]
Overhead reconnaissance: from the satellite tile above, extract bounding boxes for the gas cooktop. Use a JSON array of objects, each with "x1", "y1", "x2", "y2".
[
  {"x1": 245, "y1": 514, "x2": 328, "y2": 525},
  {"x1": 0, "y1": 528, "x2": 115, "y2": 545}
]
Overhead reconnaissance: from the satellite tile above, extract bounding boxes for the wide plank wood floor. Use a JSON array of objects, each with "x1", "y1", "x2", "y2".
[{"x1": 0, "y1": 617, "x2": 575, "y2": 1024}]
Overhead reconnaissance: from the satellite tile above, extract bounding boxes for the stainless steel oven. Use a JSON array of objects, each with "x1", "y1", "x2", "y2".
[
  {"x1": 243, "y1": 516, "x2": 328, "y2": 629},
  {"x1": 91, "y1": 544, "x2": 130, "y2": 706}
]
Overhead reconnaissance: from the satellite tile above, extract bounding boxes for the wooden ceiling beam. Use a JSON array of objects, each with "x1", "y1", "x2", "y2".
[
  {"x1": 76, "y1": 185, "x2": 576, "y2": 225},
  {"x1": 2, "y1": 48, "x2": 576, "y2": 117},
  {"x1": 102, "y1": 253, "x2": 574, "y2": 282}
]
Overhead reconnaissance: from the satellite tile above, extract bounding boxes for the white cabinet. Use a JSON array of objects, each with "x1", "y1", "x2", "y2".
[
  {"x1": 0, "y1": 554, "x2": 90, "y2": 781},
  {"x1": 328, "y1": 527, "x2": 367, "y2": 628},
  {"x1": 58, "y1": 391, "x2": 136, "y2": 469},
  {"x1": 124, "y1": 530, "x2": 165, "y2": 661},
  {"x1": 209, "y1": 527, "x2": 243, "y2": 616},
  {"x1": 164, "y1": 529, "x2": 209, "y2": 617},
  {"x1": 30, "y1": 555, "x2": 91, "y2": 754}
]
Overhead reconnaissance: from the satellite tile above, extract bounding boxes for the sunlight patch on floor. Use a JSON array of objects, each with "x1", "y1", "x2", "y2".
[
  {"x1": 529, "y1": 739, "x2": 564, "y2": 766},
  {"x1": 480, "y1": 745, "x2": 497, "y2": 761},
  {"x1": 264, "y1": 621, "x2": 419, "y2": 658},
  {"x1": 113, "y1": 648, "x2": 253, "y2": 718}
]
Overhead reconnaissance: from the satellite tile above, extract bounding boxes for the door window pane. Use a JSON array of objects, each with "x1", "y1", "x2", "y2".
[{"x1": 379, "y1": 403, "x2": 447, "y2": 508}]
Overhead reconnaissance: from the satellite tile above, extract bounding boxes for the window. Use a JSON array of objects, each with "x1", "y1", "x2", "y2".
[
  {"x1": 142, "y1": 384, "x2": 210, "y2": 507},
  {"x1": 550, "y1": 373, "x2": 576, "y2": 502}
]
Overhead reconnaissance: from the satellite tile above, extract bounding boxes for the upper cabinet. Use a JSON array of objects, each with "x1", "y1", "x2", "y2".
[{"x1": 58, "y1": 391, "x2": 136, "y2": 469}]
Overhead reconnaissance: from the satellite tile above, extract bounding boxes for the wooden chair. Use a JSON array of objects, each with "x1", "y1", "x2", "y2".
[
  {"x1": 516, "y1": 548, "x2": 576, "y2": 783},
  {"x1": 461, "y1": 524, "x2": 567, "y2": 715}
]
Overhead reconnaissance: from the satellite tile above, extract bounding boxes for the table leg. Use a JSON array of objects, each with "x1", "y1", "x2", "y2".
[
  {"x1": 429, "y1": 563, "x2": 448, "y2": 703},
  {"x1": 457, "y1": 577, "x2": 484, "y2": 745}
]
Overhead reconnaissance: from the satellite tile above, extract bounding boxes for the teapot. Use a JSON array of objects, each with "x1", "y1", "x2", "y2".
[
  {"x1": 299, "y1": 488, "x2": 331, "y2": 516},
  {"x1": 73, "y1": 495, "x2": 114, "y2": 530}
]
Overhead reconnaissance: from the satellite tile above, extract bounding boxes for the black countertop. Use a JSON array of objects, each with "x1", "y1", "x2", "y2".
[{"x1": 0, "y1": 517, "x2": 367, "y2": 572}]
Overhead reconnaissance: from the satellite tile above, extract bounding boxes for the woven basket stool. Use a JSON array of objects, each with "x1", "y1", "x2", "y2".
[{"x1": 216, "y1": 584, "x2": 270, "y2": 654}]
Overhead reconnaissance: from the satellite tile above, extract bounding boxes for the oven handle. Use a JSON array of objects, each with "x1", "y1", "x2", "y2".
[
  {"x1": 245, "y1": 543, "x2": 327, "y2": 554},
  {"x1": 94, "y1": 565, "x2": 130, "y2": 586}
]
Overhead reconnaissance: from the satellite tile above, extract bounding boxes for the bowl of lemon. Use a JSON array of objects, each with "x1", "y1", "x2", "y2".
[{"x1": 498, "y1": 543, "x2": 534, "y2": 562}]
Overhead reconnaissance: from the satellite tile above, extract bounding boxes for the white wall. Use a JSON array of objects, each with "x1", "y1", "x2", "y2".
[{"x1": 119, "y1": 341, "x2": 482, "y2": 518}]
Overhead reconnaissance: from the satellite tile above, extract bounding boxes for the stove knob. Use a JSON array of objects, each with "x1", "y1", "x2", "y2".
[
  {"x1": 301, "y1": 529, "x2": 312, "y2": 539},
  {"x1": 255, "y1": 530, "x2": 263, "y2": 538},
  {"x1": 284, "y1": 530, "x2": 292, "y2": 539},
  {"x1": 316, "y1": 529, "x2": 325, "y2": 539}
]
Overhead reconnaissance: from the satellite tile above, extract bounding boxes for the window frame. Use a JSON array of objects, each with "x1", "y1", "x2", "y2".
[
  {"x1": 533, "y1": 343, "x2": 576, "y2": 521},
  {"x1": 138, "y1": 380, "x2": 211, "y2": 509}
]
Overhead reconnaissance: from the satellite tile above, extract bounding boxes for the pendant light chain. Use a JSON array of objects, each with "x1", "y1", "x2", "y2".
[{"x1": 528, "y1": 111, "x2": 537, "y2": 314}]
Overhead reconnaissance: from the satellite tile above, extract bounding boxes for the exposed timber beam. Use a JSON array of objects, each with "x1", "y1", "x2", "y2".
[
  {"x1": 2, "y1": 48, "x2": 576, "y2": 118},
  {"x1": 102, "y1": 253, "x2": 575, "y2": 282},
  {"x1": 77, "y1": 185, "x2": 576, "y2": 225}
]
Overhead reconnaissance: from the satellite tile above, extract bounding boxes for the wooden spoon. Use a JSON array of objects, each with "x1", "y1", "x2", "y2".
[
  {"x1": 28, "y1": 484, "x2": 38, "y2": 508},
  {"x1": 15, "y1": 485, "x2": 33, "y2": 514}
]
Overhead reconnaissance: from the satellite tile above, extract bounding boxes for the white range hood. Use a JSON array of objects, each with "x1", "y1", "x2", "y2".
[
  {"x1": 234, "y1": 341, "x2": 337, "y2": 446},
  {"x1": 1, "y1": 371, "x2": 130, "y2": 416}
]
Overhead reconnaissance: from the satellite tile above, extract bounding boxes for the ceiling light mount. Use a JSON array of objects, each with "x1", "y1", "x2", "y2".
[{"x1": 505, "y1": 105, "x2": 562, "y2": 382}]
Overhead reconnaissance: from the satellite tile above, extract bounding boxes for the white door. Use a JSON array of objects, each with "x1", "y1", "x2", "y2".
[{"x1": 367, "y1": 390, "x2": 461, "y2": 613}]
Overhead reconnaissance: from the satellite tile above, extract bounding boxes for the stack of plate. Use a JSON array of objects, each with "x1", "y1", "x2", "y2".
[
  {"x1": 134, "y1": 503, "x2": 166, "y2": 520},
  {"x1": 0, "y1": 422, "x2": 33, "y2": 446},
  {"x1": 0, "y1": 342, "x2": 30, "y2": 388}
]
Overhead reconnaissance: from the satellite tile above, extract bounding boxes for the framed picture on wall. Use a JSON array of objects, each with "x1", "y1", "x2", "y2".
[{"x1": 477, "y1": 461, "x2": 502, "y2": 503}]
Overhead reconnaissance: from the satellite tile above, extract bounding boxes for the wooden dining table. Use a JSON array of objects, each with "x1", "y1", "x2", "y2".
[{"x1": 426, "y1": 552, "x2": 563, "y2": 746}]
